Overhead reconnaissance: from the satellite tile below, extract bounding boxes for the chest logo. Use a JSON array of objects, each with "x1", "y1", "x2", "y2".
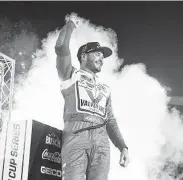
[{"x1": 76, "y1": 81, "x2": 107, "y2": 118}]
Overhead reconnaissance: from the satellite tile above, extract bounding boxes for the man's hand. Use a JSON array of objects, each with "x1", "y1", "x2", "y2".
[
  {"x1": 65, "y1": 13, "x2": 80, "y2": 28},
  {"x1": 119, "y1": 148, "x2": 130, "y2": 167}
]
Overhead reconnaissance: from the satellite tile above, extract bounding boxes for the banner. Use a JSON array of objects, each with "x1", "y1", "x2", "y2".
[
  {"x1": 0, "y1": 120, "x2": 62, "y2": 180},
  {"x1": 2, "y1": 120, "x2": 27, "y2": 180},
  {"x1": 27, "y1": 120, "x2": 62, "y2": 180}
]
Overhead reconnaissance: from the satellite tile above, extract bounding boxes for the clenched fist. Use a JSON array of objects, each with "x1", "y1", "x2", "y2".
[{"x1": 119, "y1": 148, "x2": 130, "y2": 167}]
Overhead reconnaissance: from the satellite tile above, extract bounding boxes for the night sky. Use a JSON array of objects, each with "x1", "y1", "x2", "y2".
[{"x1": 1, "y1": 1, "x2": 183, "y2": 96}]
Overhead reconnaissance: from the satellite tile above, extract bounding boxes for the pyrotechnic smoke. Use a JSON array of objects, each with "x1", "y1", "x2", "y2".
[{"x1": 11, "y1": 13, "x2": 183, "y2": 180}]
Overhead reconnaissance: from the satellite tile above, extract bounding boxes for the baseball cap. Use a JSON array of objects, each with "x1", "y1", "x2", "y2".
[{"x1": 77, "y1": 42, "x2": 112, "y2": 60}]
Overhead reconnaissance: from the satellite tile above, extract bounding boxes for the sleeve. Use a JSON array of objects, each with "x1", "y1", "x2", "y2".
[
  {"x1": 106, "y1": 94, "x2": 128, "y2": 152},
  {"x1": 55, "y1": 20, "x2": 75, "y2": 81}
]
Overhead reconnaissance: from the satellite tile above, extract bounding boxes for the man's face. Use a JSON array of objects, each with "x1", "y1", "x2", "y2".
[{"x1": 85, "y1": 51, "x2": 104, "y2": 73}]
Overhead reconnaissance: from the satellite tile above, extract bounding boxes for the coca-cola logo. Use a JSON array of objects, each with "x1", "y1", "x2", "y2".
[{"x1": 42, "y1": 149, "x2": 61, "y2": 164}]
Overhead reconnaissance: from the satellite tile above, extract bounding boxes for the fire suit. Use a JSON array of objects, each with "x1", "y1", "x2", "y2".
[{"x1": 55, "y1": 20, "x2": 128, "y2": 180}]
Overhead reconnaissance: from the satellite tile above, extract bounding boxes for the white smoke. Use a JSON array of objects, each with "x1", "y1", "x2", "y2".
[
  {"x1": 12, "y1": 32, "x2": 64, "y2": 128},
  {"x1": 11, "y1": 13, "x2": 183, "y2": 180}
]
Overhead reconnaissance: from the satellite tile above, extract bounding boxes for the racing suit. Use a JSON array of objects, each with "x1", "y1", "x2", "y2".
[{"x1": 55, "y1": 21, "x2": 128, "y2": 180}]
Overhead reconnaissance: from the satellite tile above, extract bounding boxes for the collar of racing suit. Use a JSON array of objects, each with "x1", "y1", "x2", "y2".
[{"x1": 80, "y1": 68, "x2": 98, "y2": 79}]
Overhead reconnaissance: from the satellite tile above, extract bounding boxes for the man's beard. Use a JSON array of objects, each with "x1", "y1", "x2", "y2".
[{"x1": 85, "y1": 59, "x2": 102, "y2": 74}]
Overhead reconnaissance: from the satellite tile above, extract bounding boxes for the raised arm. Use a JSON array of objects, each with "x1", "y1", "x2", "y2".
[
  {"x1": 55, "y1": 20, "x2": 76, "y2": 80},
  {"x1": 106, "y1": 94, "x2": 128, "y2": 152}
]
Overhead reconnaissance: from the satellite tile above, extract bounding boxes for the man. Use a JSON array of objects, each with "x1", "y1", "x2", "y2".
[{"x1": 55, "y1": 19, "x2": 129, "y2": 180}]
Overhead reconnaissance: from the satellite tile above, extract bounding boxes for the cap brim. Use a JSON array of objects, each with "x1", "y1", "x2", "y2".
[
  {"x1": 100, "y1": 46, "x2": 112, "y2": 58},
  {"x1": 90, "y1": 46, "x2": 112, "y2": 58}
]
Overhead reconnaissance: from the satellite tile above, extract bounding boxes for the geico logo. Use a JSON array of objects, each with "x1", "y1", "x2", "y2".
[{"x1": 40, "y1": 166, "x2": 62, "y2": 177}]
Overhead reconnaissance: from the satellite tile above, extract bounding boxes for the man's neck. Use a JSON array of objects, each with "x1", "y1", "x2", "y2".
[{"x1": 80, "y1": 67, "x2": 96, "y2": 76}]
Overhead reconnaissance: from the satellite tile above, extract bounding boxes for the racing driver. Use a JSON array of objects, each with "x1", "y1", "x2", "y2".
[{"x1": 55, "y1": 18, "x2": 130, "y2": 180}]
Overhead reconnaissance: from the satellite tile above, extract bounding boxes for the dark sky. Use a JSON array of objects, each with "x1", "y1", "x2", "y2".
[{"x1": 1, "y1": 1, "x2": 183, "y2": 96}]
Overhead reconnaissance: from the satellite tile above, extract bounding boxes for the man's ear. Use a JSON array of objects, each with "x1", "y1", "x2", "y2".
[
  {"x1": 81, "y1": 53, "x2": 87, "y2": 62},
  {"x1": 81, "y1": 53, "x2": 87, "y2": 64}
]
